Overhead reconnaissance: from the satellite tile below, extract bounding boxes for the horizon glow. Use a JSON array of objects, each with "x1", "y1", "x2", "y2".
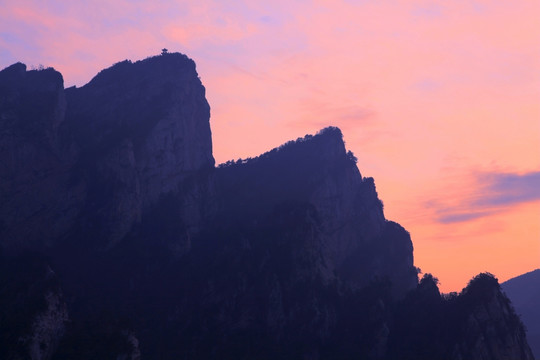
[{"x1": 1, "y1": 0, "x2": 539, "y2": 292}]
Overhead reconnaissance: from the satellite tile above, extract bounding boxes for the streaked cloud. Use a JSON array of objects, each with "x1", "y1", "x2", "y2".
[
  {"x1": 475, "y1": 172, "x2": 540, "y2": 206},
  {"x1": 437, "y1": 211, "x2": 495, "y2": 224},
  {"x1": 432, "y1": 171, "x2": 540, "y2": 224}
]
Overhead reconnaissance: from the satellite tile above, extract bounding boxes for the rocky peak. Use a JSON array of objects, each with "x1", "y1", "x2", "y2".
[
  {"x1": 0, "y1": 63, "x2": 74, "y2": 252},
  {"x1": 451, "y1": 273, "x2": 535, "y2": 360},
  {"x1": 0, "y1": 53, "x2": 214, "y2": 250},
  {"x1": 389, "y1": 273, "x2": 535, "y2": 360},
  {"x1": 215, "y1": 127, "x2": 417, "y2": 295},
  {"x1": 66, "y1": 53, "x2": 214, "y2": 207},
  {"x1": 0, "y1": 62, "x2": 26, "y2": 79},
  {"x1": 0, "y1": 62, "x2": 63, "y2": 91},
  {"x1": 0, "y1": 62, "x2": 66, "y2": 144}
]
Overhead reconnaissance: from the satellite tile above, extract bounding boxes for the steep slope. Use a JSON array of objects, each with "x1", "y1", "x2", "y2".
[
  {"x1": 63, "y1": 53, "x2": 214, "y2": 247},
  {"x1": 72, "y1": 128, "x2": 417, "y2": 358},
  {"x1": 389, "y1": 273, "x2": 534, "y2": 360},
  {"x1": 0, "y1": 53, "x2": 214, "y2": 252},
  {"x1": 214, "y1": 128, "x2": 417, "y2": 296},
  {"x1": 65, "y1": 54, "x2": 214, "y2": 207},
  {"x1": 0, "y1": 63, "x2": 83, "y2": 251},
  {"x1": 503, "y1": 269, "x2": 540, "y2": 359}
]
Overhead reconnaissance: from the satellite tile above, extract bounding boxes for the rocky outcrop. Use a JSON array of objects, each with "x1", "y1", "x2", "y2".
[
  {"x1": 0, "y1": 254, "x2": 68, "y2": 360},
  {"x1": 28, "y1": 291, "x2": 69, "y2": 360},
  {"x1": 0, "y1": 63, "x2": 83, "y2": 251},
  {"x1": 389, "y1": 273, "x2": 535, "y2": 360},
  {"x1": 0, "y1": 53, "x2": 214, "y2": 251},
  {"x1": 66, "y1": 54, "x2": 214, "y2": 205},
  {"x1": 213, "y1": 128, "x2": 417, "y2": 296},
  {"x1": 451, "y1": 274, "x2": 534, "y2": 360},
  {"x1": 115, "y1": 332, "x2": 141, "y2": 360},
  {"x1": 64, "y1": 53, "x2": 214, "y2": 246}
]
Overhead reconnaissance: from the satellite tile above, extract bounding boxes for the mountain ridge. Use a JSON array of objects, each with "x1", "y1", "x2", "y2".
[{"x1": 0, "y1": 53, "x2": 534, "y2": 360}]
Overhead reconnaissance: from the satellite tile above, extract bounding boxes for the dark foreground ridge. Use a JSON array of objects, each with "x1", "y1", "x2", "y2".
[{"x1": 0, "y1": 53, "x2": 534, "y2": 359}]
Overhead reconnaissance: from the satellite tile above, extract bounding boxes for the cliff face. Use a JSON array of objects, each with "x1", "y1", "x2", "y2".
[
  {"x1": 389, "y1": 273, "x2": 535, "y2": 360},
  {"x1": 0, "y1": 54, "x2": 534, "y2": 360},
  {"x1": 64, "y1": 53, "x2": 214, "y2": 246},
  {"x1": 66, "y1": 55, "x2": 213, "y2": 206},
  {"x1": 213, "y1": 128, "x2": 416, "y2": 296},
  {"x1": 0, "y1": 63, "x2": 83, "y2": 250},
  {"x1": 0, "y1": 53, "x2": 214, "y2": 251},
  {"x1": 451, "y1": 274, "x2": 534, "y2": 360},
  {"x1": 0, "y1": 254, "x2": 68, "y2": 360},
  {"x1": 28, "y1": 291, "x2": 69, "y2": 360}
]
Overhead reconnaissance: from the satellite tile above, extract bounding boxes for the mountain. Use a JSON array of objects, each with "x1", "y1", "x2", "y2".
[
  {"x1": 390, "y1": 273, "x2": 534, "y2": 360},
  {"x1": 503, "y1": 269, "x2": 540, "y2": 359},
  {"x1": 0, "y1": 53, "x2": 534, "y2": 359}
]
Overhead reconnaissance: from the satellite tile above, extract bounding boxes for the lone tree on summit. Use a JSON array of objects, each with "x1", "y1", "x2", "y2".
[{"x1": 161, "y1": 48, "x2": 168, "y2": 55}]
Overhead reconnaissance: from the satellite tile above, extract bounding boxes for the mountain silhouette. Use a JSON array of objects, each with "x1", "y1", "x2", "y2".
[{"x1": 0, "y1": 53, "x2": 534, "y2": 359}]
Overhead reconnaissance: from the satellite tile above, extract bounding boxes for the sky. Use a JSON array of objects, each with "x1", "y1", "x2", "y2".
[{"x1": 1, "y1": 0, "x2": 539, "y2": 292}]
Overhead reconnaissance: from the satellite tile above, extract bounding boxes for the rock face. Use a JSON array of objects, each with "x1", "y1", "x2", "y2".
[
  {"x1": 65, "y1": 55, "x2": 214, "y2": 207},
  {"x1": 213, "y1": 128, "x2": 417, "y2": 297},
  {"x1": 451, "y1": 274, "x2": 534, "y2": 360},
  {"x1": 389, "y1": 273, "x2": 535, "y2": 360},
  {"x1": 0, "y1": 63, "x2": 82, "y2": 250},
  {"x1": 503, "y1": 269, "x2": 540, "y2": 359},
  {"x1": 0, "y1": 254, "x2": 68, "y2": 360},
  {"x1": 64, "y1": 54, "x2": 214, "y2": 246},
  {"x1": 0, "y1": 53, "x2": 214, "y2": 251},
  {"x1": 28, "y1": 291, "x2": 69, "y2": 360},
  {"x1": 0, "y1": 54, "x2": 534, "y2": 359}
]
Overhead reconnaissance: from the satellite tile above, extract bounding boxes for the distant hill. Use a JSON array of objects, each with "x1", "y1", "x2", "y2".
[{"x1": 502, "y1": 269, "x2": 540, "y2": 359}]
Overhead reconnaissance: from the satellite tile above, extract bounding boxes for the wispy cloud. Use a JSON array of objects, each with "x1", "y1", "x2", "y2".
[
  {"x1": 437, "y1": 211, "x2": 494, "y2": 224},
  {"x1": 432, "y1": 171, "x2": 540, "y2": 224},
  {"x1": 474, "y1": 172, "x2": 540, "y2": 206}
]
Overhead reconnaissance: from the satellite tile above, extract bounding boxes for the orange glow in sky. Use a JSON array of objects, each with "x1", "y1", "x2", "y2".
[{"x1": 1, "y1": 0, "x2": 538, "y2": 292}]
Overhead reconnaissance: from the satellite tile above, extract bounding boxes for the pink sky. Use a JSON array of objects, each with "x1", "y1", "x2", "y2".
[{"x1": 1, "y1": 0, "x2": 538, "y2": 292}]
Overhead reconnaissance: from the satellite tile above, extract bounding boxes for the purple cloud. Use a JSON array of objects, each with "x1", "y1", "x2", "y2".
[
  {"x1": 433, "y1": 171, "x2": 540, "y2": 224},
  {"x1": 474, "y1": 172, "x2": 540, "y2": 206},
  {"x1": 437, "y1": 211, "x2": 494, "y2": 224}
]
